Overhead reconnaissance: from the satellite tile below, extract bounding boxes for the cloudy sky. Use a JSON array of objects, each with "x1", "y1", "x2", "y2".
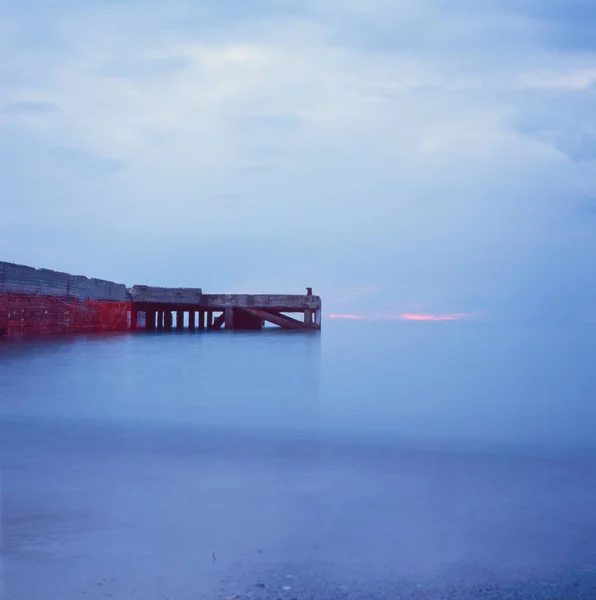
[{"x1": 1, "y1": 0, "x2": 595, "y2": 321}]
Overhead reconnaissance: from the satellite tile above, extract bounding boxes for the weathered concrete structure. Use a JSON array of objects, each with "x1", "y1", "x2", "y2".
[
  {"x1": 133, "y1": 291, "x2": 321, "y2": 332},
  {"x1": 0, "y1": 261, "x2": 128, "y2": 301},
  {"x1": 0, "y1": 260, "x2": 321, "y2": 336},
  {"x1": 129, "y1": 286, "x2": 203, "y2": 305}
]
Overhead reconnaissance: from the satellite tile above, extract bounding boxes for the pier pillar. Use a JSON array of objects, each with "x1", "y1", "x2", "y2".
[
  {"x1": 304, "y1": 309, "x2": 313, "y2": 327},
  {"x1": 164, "y1": 310, "x2": 173, "y2": 330},
  {"x1": 199, "y1": 310, "x2": 205, "y2": 330},
  {"x1": 188, "y1": 310, "x2": 195, "y2": 330},
  {"x1": 146, "y1": 309, "x2": 155, "y2": 331},
  {"x1": 177, "y1": 310, "x2": 184, "y2": 330},
  {"x1": 315, "y1": 309, "x2": 321, "y2": 328},
  {"x1": 157, "y1": 311, "x2": 163, "y2": 330},
  {"x1": 207, "y1": 311, "x2": 213, "y2": 329},
  {"x1": 130, "y1": 307, "x2": 138, "y2": 331},
  {"x1": 224, "y1": 308, "x2": 234, "y2": 330}
]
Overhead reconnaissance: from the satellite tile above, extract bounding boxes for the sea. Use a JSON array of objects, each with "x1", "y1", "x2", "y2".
[{"x1": 2, "y1": 321, "x2": 596, "y2": 599}]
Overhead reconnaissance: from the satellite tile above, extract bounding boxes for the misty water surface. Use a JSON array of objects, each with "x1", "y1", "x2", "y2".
[{"x1": 2, "y1": 322, "x2": 596, "y2": 599}]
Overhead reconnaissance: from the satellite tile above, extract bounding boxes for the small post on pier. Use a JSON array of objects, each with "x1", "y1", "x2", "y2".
[{"x1": 305, "y1": 289, "x2": 313, "y2": 327}]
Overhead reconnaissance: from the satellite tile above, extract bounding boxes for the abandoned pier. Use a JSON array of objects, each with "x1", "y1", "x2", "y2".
[
  {"x1": 130, "y1": 286, "x2": 321, "y2": 331},
  {"x1": 0, "y1": 261, "x2": 322, "y2": 337}
]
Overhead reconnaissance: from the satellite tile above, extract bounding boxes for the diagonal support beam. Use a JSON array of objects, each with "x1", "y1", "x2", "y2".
[
  {"x1": 248, "y1": 309, "x2": 313, "y2": 330},
  {"x1": 211, "y1": 312, "x2": 225, "y2": 330}
]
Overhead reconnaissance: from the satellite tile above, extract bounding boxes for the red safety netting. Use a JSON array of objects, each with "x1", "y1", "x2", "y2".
[{"x1": 0, "y1": 294, "x2": 131, "y2": 337}]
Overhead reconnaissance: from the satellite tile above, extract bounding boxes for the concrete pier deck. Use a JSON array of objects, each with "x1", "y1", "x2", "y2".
[{"x1": 131, "y1": 288, "x2": 322, "y2": 331}]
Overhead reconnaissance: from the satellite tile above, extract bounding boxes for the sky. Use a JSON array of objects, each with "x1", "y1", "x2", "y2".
[{"x1": 1, "y1": 0, "x2": 596, "y2": 322}]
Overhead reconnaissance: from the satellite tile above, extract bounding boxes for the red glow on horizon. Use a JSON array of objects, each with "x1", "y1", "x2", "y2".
[
  {"x1": 328, "y1": 312, "x2": 474, "y2": 322},
  {"x1": 401, "y1": 313, "x2": 471, "y2": 321}
]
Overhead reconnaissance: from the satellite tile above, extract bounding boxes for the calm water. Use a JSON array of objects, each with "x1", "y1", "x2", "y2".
[{"x1": 2, "y1": 322, "x2": 596, "y2": 599}]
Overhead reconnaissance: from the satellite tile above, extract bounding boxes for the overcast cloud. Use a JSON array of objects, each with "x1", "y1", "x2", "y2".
[{"x1": 1, "y1": 0, "x2": 595, "y2": 321}]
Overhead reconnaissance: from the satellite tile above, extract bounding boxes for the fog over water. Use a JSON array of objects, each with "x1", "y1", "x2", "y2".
[{"x1": 2, "y1": 322, "x2": 596, "y2": 599}]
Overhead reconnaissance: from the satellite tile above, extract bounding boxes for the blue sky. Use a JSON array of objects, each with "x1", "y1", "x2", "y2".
[{"x1": 1, "y1": 0, "x2": 596, "y2": 321}]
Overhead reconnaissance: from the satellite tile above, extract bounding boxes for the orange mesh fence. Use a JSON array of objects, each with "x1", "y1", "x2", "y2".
[{"x1": 0, "y1": 294, "x2": 131, "y2": 337}]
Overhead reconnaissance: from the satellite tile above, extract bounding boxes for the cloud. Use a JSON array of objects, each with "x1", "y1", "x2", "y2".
[
  {"x1": 48, "y1": 146, "x2": 126, "y2": 175},
  {"x1": 1, "y1": 0, "x2": 596, "y2": 320},
  {"x1": 97, "y1": 55, "x2": 194, "y2": 79},
  {"x1": 2, "y1": 100, "x2": 58, "y2": 115},
  {"x1": 519, "y1": 68, "x2": 596, "y2": 91}
]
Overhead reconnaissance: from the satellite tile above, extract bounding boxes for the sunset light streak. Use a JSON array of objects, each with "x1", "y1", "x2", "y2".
[
  {"x1": 327, "y1": 312, "x2": 473, "y2": 322},
  {"x1": 400, "y1": 313, "x2": 472, "y2": 321}
]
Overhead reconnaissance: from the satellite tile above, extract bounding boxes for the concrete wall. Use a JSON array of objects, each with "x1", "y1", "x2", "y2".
[
  {"x1": 201, "y1": 294, "x2": 321, "y2": 311},
  {"x1": 84, "y1": 278, "x2": 129, "y2": 302},
  {"x1": 129, "y1": 285, "x2": 203, "y2": 305},
  {"x1": 0, "y1": 261, "x2": 128, "y2": 302}
]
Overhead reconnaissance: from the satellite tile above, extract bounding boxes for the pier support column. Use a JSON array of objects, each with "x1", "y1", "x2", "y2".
[
  {"x1": 207, "y1": 311, "x2": 213, "y2": 329},
  {"x1": 146, "y1": 309, "x2": 156, "y2": 331},
  {"x1": 188, "y1": 310, "x2": 195, "y2": 330},
  {"x1": 199, "y1": 310, "x2": 205, "y2": 330},
  {"x1": 304, "y1": 309, "x2": 313, "y2": 327},
  {"x1": 176, "y1": 310, "x2": 184, "y2": 330},
  {"x1": 157, "y1": 311, "x2": 164, "y2": 330},
  {"x1": 224, "y1": 308, "x2": 234, "y2": 330},
  {"x1": 130, "y1": 307, "x2": 138, "y2": 331},
  {"x1": 164, "y1": 310, "x2": 173, "y2": 331},
  {"x1": 315, "y1": 309, "x2": 321, "y2": 328}
]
